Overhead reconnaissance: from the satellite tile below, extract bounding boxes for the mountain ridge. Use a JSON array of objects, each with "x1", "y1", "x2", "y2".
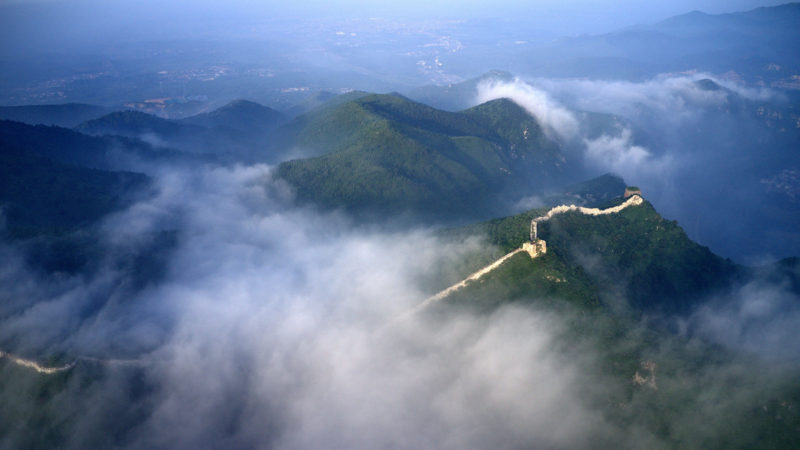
[
  {"x1": 435, "y1": 191, "x2": 740, "y2": 315},
  {"x1": 275, "y1": 93, "x2": 574, "y2": 220},
  {"x1": 0, "y1": 103, "x2": 114, "y2": 128}
]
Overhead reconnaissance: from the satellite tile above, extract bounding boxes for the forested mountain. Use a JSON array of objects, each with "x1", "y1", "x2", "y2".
[
  {"x1": 180, "y1": 99, "x2": 285, "y2": 134},
  {"x1": 516, "y1": 3, "x2": 800, "y2": 82},
  {"x1": 275, "y1": 94, "x2": 573, "y2": 219},
  {"x1": 446, "y1": 195, "x2": 739, "y2": 314},
  {"x1": 0, "y1": 103, "x2": 113, "y2": 128},
  {"x1": 0, "y1": 3, "x2": 798, "y2": 446},
  {"x1": 76, "y1": 100, "x2": 286, "y2": 161}
]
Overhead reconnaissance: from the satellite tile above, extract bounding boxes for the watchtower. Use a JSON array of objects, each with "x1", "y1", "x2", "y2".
[{"x1": 624, "y1": 186, "x2": 642, "y2": 198}]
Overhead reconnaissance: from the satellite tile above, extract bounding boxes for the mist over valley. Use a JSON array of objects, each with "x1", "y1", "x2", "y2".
[{"x1": 1, "y1": 1, "x2": 800, "y2": 448}]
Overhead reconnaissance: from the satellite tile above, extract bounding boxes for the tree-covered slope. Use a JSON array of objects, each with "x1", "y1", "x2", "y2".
[
  {"x1": 403, "y1": 70, "x2": 515, "y2": 111},
  {"x1": 76, "y1": 110, "x2": 204, "y2": 141},
  {"x1": 518, "y1": 3, "x2": 800, "y2": 82},
  {"x1": 0, "y1": 120, "x2": 190, "y2": 170},
  {"x1": 0, "y1": 103, "x2": 113, "y2": 128},
  {"x1": 541, "y1": 198, "x2": 737, "y2": 313},
  {"x1": 275, "y1": 94, "x2": 570, "y2": 219},
  {"x1": 0, "y1": 141, "x2": 148, "y2": 239},
  {"x1": 77, "y1": 106, "x2": 288, "y2": 162},
  {"x1": 445, "y1": 194, "x2": 739, "y2": 314},
  {"x1": 180, "y1": 99, "x2": 285, "y2": 135},
  {"x1": 0, "y1": 120, "x2": 184, "y2": 276},
  {"x1": 425, "y1": 191, "x2": 800, "y2": 448}
]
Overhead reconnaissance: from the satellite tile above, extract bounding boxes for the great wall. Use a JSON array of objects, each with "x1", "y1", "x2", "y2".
[
  {"x1": 412, "y1": 192, "x2": 644, "y2": 313},
  {"x1": 0, "y1": 350, "x2": 76, "y2": 375},
  {"x1": 2, "y1": 192, "x2": 644, "y2": 375},
  {"x1": 0, "y1": 349, "x2": 147, "y2": 375}
]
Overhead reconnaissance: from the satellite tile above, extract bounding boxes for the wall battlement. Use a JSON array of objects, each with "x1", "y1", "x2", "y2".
[{"x1": 529, "y1": 194, "x2": 643, "y2": 242}]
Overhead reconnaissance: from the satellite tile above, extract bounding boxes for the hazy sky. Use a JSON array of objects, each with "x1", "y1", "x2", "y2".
[
  {"x1": 1, "y1": 0, "x2": 793, "y2": 28},
  {"x1": 0, "y1": 0, "x2": 792, "y2": 58},
  {"x1": 0, "y1": 0, "x2": 793, "y2": 58}
]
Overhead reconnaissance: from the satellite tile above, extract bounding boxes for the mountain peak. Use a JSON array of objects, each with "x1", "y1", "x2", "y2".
[
  {"x1": 220, "y1": 99, "x2": 265, "y2": 110},
  {"x1": 467, "y1": 97, "x2": 524, "y2": 112},
  {"x1": 478, "y1": 70, "x2": 515, "y2": 82},
  {"x1": 695, "y1": 78, "x2": 722, "y2": 91},
  {"x1": 76, "y1": 110, "x2": 182, "y2": 137},
  {"x1": 182, "y1": 99, "x2": 284, "y2": 133}
]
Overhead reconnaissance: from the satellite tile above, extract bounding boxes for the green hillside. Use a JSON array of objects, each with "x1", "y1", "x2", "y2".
[
  {"x1": 0, "y1": 141, "x2": 148, "y2": 239},
  {"x1": 424, "y1": 194, "x2": 800, "y2": 448},
  {"x1": 77, "y1": 106, "x2": 288, "y2": 161},
  {"x1": 76, "y1": 110, "x2": 203, "y2": 140},
  {"x1": 0, "y1": 103, "x2": 113, "y2": 128},
  {"x1": 0, "y1": 120, "x2": 192, "y2": 170},
  {"x1": 404, "y1": 70, "x2": 515, "y2": 111},
  {"x1": 180, "y1": 99, "x2": 285, "y2": 134},
  {"x1": 443, "y1": 195, "x2": 739, "y2": 314},
  {"x1": 0, "y1": 121, "x2": 161, "y2": 273},
  {"x1": 275, "y1": 94, "x2": 571, "y2": 219}
]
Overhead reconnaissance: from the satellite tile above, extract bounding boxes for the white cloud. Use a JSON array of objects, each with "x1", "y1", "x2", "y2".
[
  {"x1": 476, "y1": 77, "x2": 580, "y2": 140},
  {"x1": 583, "y1": 128, "x2": 651, "y2": 173},
  {"x1": 0, "y1": 164, "x2": 617, "y2": 448},
  {"x1": 531, "y1": 73, "x2": 776, "y2": 121}
]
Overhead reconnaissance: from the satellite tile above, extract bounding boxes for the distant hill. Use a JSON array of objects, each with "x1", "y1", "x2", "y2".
[
  {"x1": 654, "y1": 3, "x2": 800, "y2": 33},
  {"x1": 283, "y1": 91, "x2": 346, "y2": 118},
  {"x1": 0, "y1": 103, "x2": 114, "y2": 128},
  {"x1": 404, "y1": 70, "x2": 515, "y2": 111},
  {"x1": 0, "y1": 120, "x2": 190, "y2": 170},
  {"x1": 275, "y1": 94, "x2": 574, "y2": 220},
  {"x1": 77, "y1": 105, "x2": 287, "y2": 162},
  {"x1": 405, "y1": 70, "x2": 640, "y2": 143},
  {"x1": 517, "y1": 3, "x2": 800, "y2": 83},
  {"x1": 267, "y1": 90, "x2": 385, "y2": 158},
  {"x1": 0, "y1": 140, "x2": 148, "y2": 239},
  {"x1": 539, "y1": 173, "x2": 628, "y2": 207},
  {"x1": 76, "y1": 110, "x2": 204, "y2": 142},
  {"x1": 180, "y1": 99, "x2": 285, "y2": 134},
  {"x1": 0, "y1": 120, "x2": 185, "y2": 274}
]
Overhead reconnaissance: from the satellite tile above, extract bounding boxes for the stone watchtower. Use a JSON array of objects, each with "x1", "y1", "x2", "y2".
[
  {"x1": 525, "y1": 219, "x2": 546, "y2": 258},
  {"x1": 624, "y1": 186, "x2": 642, "y2": 198}
]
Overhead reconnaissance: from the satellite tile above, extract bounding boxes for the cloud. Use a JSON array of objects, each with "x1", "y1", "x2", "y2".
[
  {"x1": 476, "y1": 77, "x2": 580, "y2": 140},
  {"x1": 513, "y1": 194, "x2": 546, "y2": 212},
  {"x1": 0, "y1": 68, "x2": 796, "y2": 446},
  {"x1": 531, "y1": 73, "x2": 776, "y2": 120},
  {"x1": 583, "y1": 128, "x2": 651, "y2": 173},
  {"x1": 473, "y1": 72, "x2": 797, "y2": 263},
  {"x1": 682, "y1": 278, "x2": 800, "y2": 359},
  {"x1": 473, "y1": 75, "x2": 669, "y2": 176},
  {"x1": 115, "y1": 165, "x2": 610, "y2": 448},
  {"x1": 473, "y1": 76, "x2": 674, "y2": 201},
  {"x1": 0, "y1": 164, "x2": 620, "y2": 448},
  {"x1": 2, "y1": 160, "x2": 800, "y2": 448}
]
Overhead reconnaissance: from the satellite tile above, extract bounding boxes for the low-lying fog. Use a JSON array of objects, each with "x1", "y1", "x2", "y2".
[{"x1": 1, "y1": 162, "x2": 799, "y2": 448}]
